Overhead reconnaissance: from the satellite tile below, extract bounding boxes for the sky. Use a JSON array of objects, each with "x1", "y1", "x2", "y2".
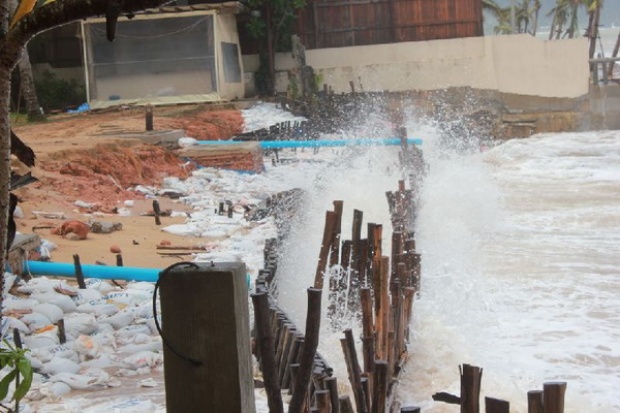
[{"x1": 486, "y1": 0, "x2": 619, "y2": 33}]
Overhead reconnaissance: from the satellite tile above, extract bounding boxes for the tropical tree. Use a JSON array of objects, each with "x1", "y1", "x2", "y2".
[
  {"x1": 0, "y1": 0, "x2": 171, "y2": 312},
  {"x1": 246, "y1": 0, "x2": 306, "y2": 95},
  {"x1": 584, "y1": 0, "x2": 604, "y2": 58}
]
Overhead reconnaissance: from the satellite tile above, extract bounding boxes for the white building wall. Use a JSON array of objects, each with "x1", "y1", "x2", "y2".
[{"x1": 257, "y1": 34, "x2": 589, "y2": 99}]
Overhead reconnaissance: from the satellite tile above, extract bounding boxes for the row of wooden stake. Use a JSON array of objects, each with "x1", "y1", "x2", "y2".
[{"x1": 252, "y1": 180, "x2": 421, "y2": 413}]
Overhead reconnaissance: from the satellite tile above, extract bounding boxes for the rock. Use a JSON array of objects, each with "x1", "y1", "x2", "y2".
[
  {"x1": 51, "y1": 220, "x2": 90, "y2": 240},
  {"x1": 90, "y1": 221, "x2": 123, "y2": 234},
  {"x1": 110, "y1": 245, "x2": 122, "y2": 254}
]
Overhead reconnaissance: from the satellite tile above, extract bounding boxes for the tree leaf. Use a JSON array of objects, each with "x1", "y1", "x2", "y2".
[
  {"x1": 9, "y1": 0, "x2": 38, "y2": 29},
  {"x1": 0, "y1": 369, "x2": 17, "y2": 401},
  {"x1": 14, "y1": 359, "x2": 33, "y2": 401}
]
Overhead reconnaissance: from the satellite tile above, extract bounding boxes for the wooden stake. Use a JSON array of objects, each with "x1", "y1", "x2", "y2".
[
  {"x1": 527, "y1": 390, "x2": 544, "y2": 413},
  {"x1": 315, "y1": 211, "x2": 337, "y2": 289},
  {"x1": 57, "y1": 319, "x2": 66, "y2": 344},
  {"x1": 360, "y1": 287, "x2": 374, "y2": 374},
  {"x1": 251, "y1": 292, "x2": 284, "y2": 413},
  {"x1": 543, "y1": 382, "x2": 567, "y2": 413},
  {"x1": 330, "y1": 200, "x2": 344, "y2": 267},
  {"x1": 374, "y1": 256, "x2": 390, "y2": 361},
  {"x1": 72, "y1": 254, "x2": 86, "y2": 289},
  {"x1": 153, "y1": 200, "x2": 161, "y2": 226},
  {"x1": 145, "y1": 104, "x2": 153, "y2": 131},
  {"x1": 460, "y1": 364, "x2": 483, "y2": 413},
  {"x1": 339, "y1": 395, "x2": 355, "y2": 413},
  {"x1": 289, "y1": 288, "x2": 323, "y2": 413},
  {"x1": 485, "y1": 397, "x2": 509, "y2": 413},
  {"x1": 315, "y1": 389, "x2": 332, "y2": 413},
  {"x1": 340, "y1": 328, "x2": 368, "y2": 413},
  {"x1": 371, "y1": 360, "x2": 388, "y2": 413},
  {"x1": 325, "y1": 376, "x2": 340, "y2": 413}
]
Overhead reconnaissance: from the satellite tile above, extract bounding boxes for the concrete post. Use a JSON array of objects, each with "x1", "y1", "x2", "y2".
[{"x1": 159, "y1": 262, "x2": 255, "y2": 413}]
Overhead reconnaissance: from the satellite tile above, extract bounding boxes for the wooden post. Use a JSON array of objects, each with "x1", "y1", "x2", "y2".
[
  {"x1": 325, "y1": 376, "x2": 340, "y2": 413},
  {"x1": 283, "y1": 335, "x2": 303, "y2": 389},
  {"x1": 339, "y1": 396, "x2": 355, "y2": 413},
  {"x1": 527, "y1": 390, "x2": 544, "y2": 413},
  {"x1": 485, "y1": 397, "x2": 509, "y2": 413},
  {"x1": 543, "y1": 382, "x2": 567, "y2": 413},
  {"x1": 251, "y1": 292, "x2": 284, "y2": 413},
  {"x1": 289, "y1": 288, "x2": 323, "y2": 413},
  {"x1": 340, "y1": 329, "x2": 368, "y2": 413},
  {"x1": 351, "y1": 209, "x2": 363, "y2": 276},
  {"x1": 159, "y1": 262, "x2": 255, "y2": 413},
  {"x1": 57, "y1": 319, "x2": 66, "y2": 344},
  {"x1": 116, "y1": 254, "x2": 123, "y2": 267},
  {"x1": 360, "y1": 287, "x2": 375, "y2": 374},
  {"x1": 145, "y1": 104, "x2": 153, "y2": 131},
  {"x1": 371, "y1": 360, "x2": 388, "y2": 413},
  {"x1": 315, "y1": 390, "x2": 332, "y2": 413},
  {"x1": 72, "y1": 254, "x2": 86, "y2": 289},
  {"x1": 374, "y1": 256, "x2": 389, "y2": 361},
  {"x1": 315, "y1": 211, "x2": 337, "y2": 289},
  {"x1": 330, "y1": 200, "x2": 344, "y2": 267},
  {"x1": 460, "y1": 364, "x2": 483, "y2": 413},
  {"x1": 153, "y1": 200, "x2": 161, "y2": 225}
]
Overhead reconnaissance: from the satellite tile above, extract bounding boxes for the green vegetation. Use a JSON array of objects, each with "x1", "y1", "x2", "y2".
[
  {"x1": 34, "y1": 70, "x2": 85, "y2": 113},
  {"x1": 0, "y1": 340, "x2": 33, "y2": 412}
]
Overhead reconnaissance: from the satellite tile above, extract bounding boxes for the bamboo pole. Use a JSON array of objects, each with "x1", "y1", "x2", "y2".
[
  {"x1": 278, "y1": 326, "x2": 297, "y2": 386},
  {"x1": 360, "y1": 287, "x2": 375, "y2": 374},
  {"x1": 325, "y1": 376, "x2": 340, "y2": 413},
  {"x1": 485, "y1": 397, "x2": 509, "y2": 413},
  {"x1": 289, "y1": 288, "x2": 323, "y2": 413},
  {"x1": 340, "y1": 328, "x2": 368, "y2": 413},
  {"x1": 315, "y1": 390, "x2": 332, "y2": 413},
  {"x1": 374, "y1": 256, "x2": 390, "y2": 361},
  {"x1": 527, "y1": 390, "x2": 544, "y2": 413},
  {"x1": 340, "y1": 396, "x2": 355, "y2": 413},
  {"x1": 282, "y1": 336, "x2": 304, "y2": 389},
  {"x1": 460, "y1": 364, "x2": 483, "y2": 413},
  {"x1": 543, "y1": 382, "x2": 567, "y2": 413},
  {"x1": 351, "y1": 209, "x2": 363, "y2": 276},
  {"x1": 315, "y1": 211, "x2": 337, "y2": 289},
  {"x1": 251, "y1": 292, "x2": 285, "y2": 413},
  {"x1": 371, "y1": 360, "x2": 388, "y2": 413},
  {"x1": 72, "y1": 254, "x2": 86, "y2": 289},
  {"x1": 330, "y1": 200, "x2": 344, "y2": 267}
]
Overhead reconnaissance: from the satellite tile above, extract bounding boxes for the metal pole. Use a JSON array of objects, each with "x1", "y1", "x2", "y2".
[{"x1": 511, "y1": 0, "x2": 516, "y2": 34}]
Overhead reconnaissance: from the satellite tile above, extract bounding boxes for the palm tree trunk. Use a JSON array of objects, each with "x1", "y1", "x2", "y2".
[
  {"x1": 0, "y1": 67, "x2": 12, "y2": 298},
  {"x1": 548, "y1": 14, "x2": 556, "y2": 40},
  {"x1": 531, "y1": 0, "x2": 540, "y2": 36},
  {"x1": 588, "y1": 4, "x2": 600, "y2": 59},
  {"x1": 17, "y1": 47, "x2": 44, "y2": 121},
  {"x1": 608, "y1": 31, "x2": 620, "y2": 79}
]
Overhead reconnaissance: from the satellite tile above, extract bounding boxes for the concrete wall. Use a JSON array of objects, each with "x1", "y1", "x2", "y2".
[{"x1": 258, "y1": 34, "x2": 589, "y2": 99}]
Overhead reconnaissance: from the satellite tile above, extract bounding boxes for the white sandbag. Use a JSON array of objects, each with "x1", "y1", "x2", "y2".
[
  {"x1": 73, "y1": 288, "x2": 103, "y2": 305},
  {"x1": 49, "y1": 371, "x2": 107, "y2": 390},
  {"x1": 117, "y1": 340, "x2": 162, "y2": 355},
  {"x1": 39, "y1": 357, "x2": 81, "y2": 376},
  {"x1": 24, "y1": 326, "x2": 60, "y2": 349},
  {"x1": 2, "y1": 296, "x2": 40, "y2": 312},
  {"x1": 84, "y1": 278, "x2": 116, "y2": 294},
  {"x1": 20, "y1": 313, "x2": 53, "y2": 332},
  {"x1": 75, "y1": 302, "x2": 119, "y2": 317},
  {"x1": 63, "y1": 314, "x2": 98, "y2": 338},
  {"x1": 98, "y1": 310, "x2": 134, "y2": 330},
  {"x1": 121, "y1": 350, "x2": 163, "y2": 370},
  {"x1": 80, "y1": 353, "x2": 117, "y2": 370},
  {"x1": 30, "y1": 344, "x2": 78, "y2": 364},
  {"x1": 30, "y1": 292, "x2": 76, "y2": 313},
  {"x1": 4, "y1": 316, "x2": 30, "y2": 334},
  {"x1": 40, "y1": 381, "x2": 72, "y2": 400},
  {"x1": 73, "y1": 335, "x2": 101, "y2": 359},
  {"x1": 125, "y1": 281, "x2": 155, "y2": 292},
  {"x1": 102, "y1": 290, "x2": 151, "y2": 307},
  {"x1": 115, "y1": 324, "x2": 151, "y2": 342},
  {"x1": 32, "y1": 303, "x2": 64, "y2": 324}
]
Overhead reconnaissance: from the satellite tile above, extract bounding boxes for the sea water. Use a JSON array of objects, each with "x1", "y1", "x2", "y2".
[{"x1": 274, "y1": 109, "x2": 620, "y2": 412}]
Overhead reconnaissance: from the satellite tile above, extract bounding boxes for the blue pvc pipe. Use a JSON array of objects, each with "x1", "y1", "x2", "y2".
[
  {"x1": 196, "y1": 138, "x2": 423, "y2": 148},
  {"x1": 24, "y1": 260, "x2": 161, "y2": 282}
]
